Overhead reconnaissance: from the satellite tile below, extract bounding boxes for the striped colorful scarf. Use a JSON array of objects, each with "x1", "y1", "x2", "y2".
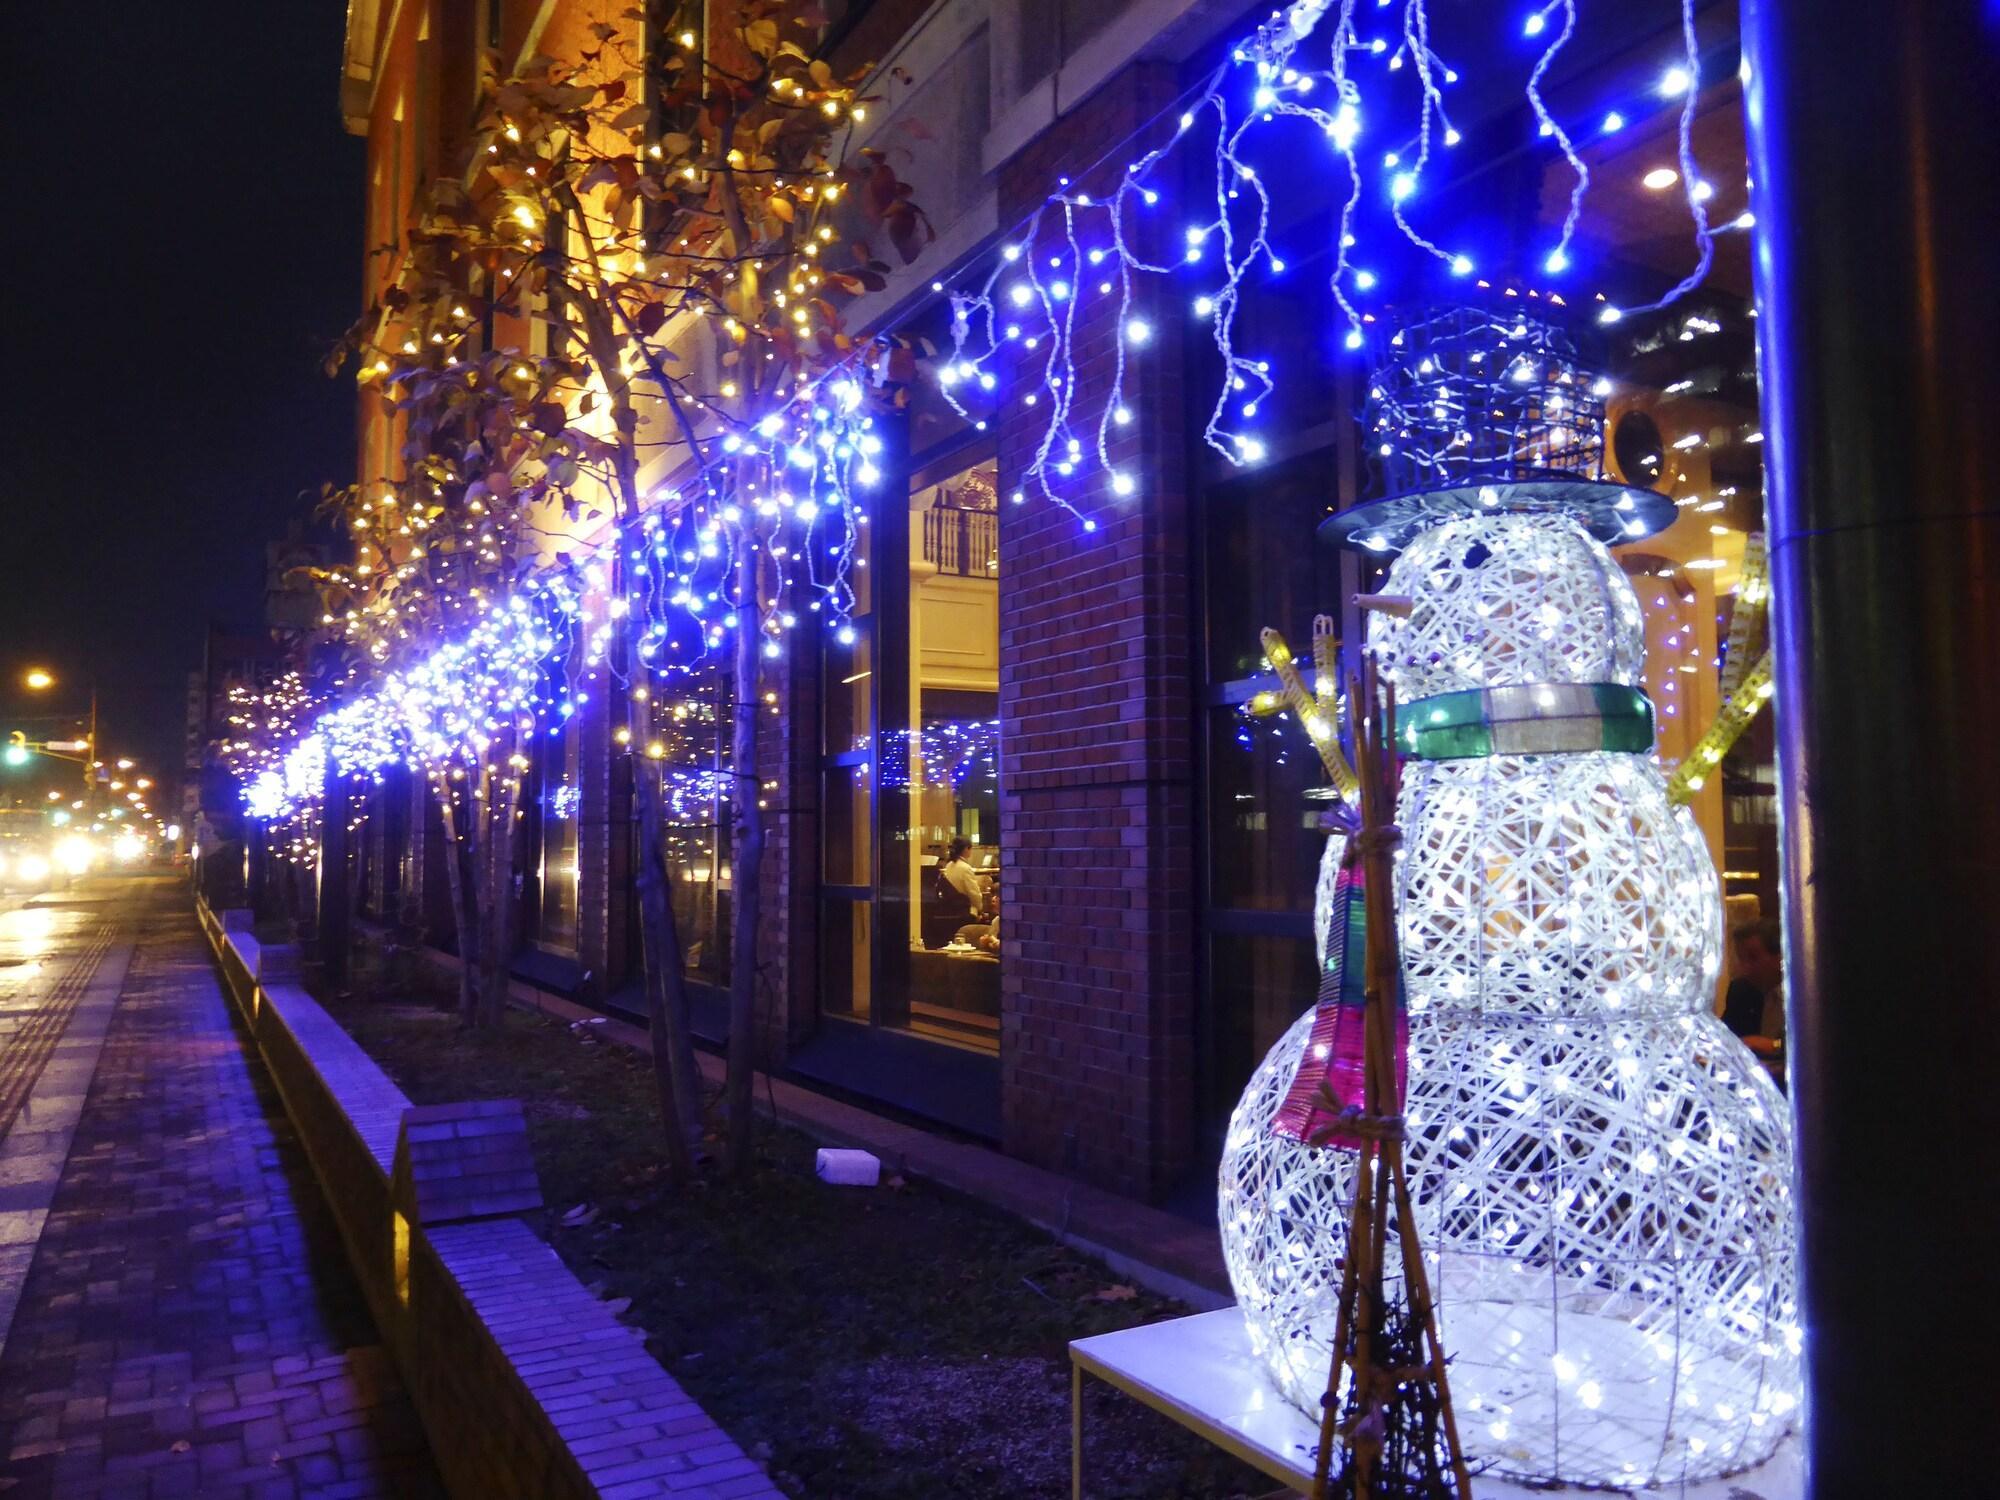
[{"x1": 1272, "y1": 844, "x2": 1407, "y2": 1150}]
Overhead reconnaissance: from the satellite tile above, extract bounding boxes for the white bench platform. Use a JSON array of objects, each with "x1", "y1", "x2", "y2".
[{"x1": 1068, "y1": 1307, "x2": 1803, "y2": 1500}]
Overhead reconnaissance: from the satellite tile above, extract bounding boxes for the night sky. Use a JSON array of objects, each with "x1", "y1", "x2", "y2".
[{"x1": 5, "y1": 4, "x2": 362, "y2": 789}]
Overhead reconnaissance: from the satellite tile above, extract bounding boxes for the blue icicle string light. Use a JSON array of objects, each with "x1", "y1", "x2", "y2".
[
  {"x1": 259, "y1": 0, "x2": 1726, "y2": 790},
  {"x1": 931, "y1": 0, "x2": 1721, "y2": 518}
]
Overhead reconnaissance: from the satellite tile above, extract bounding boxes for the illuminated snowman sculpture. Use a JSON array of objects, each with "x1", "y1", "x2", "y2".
[{"x1": 1218, "y1": 309, "x2": 1800, "y2": 1489}]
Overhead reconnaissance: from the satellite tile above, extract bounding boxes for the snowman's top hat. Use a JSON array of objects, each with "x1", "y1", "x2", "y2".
[{"x1": 1320, "y1": 304, "x2": 1676, "y2": 553}]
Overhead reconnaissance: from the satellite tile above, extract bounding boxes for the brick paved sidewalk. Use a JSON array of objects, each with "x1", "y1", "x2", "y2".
[{"x1": 0, "y1": 887, "x2": 441, "y2": 1499}]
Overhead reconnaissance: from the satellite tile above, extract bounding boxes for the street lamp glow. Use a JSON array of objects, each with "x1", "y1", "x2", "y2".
[{"x1": 23, "y1": 669, "x2": 54, "y2": 691}]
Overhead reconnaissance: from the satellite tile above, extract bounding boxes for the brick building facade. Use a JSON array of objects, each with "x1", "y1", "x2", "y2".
[{"x1": 333, "y1": 0, "x2": 1768, "y2": 1212}]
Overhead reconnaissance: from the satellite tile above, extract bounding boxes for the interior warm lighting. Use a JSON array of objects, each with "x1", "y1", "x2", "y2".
[{"x1": 1642, "y1": 167, "x2": 1680, "y2": 190}]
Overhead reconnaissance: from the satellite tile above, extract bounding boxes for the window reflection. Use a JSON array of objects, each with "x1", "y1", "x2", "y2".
[
  {"x1": 899, "y1": 458, "x2": 1002, "y2": 1052},
  {"x1": 652, "y1": 668, "x2": 731, "y2": 989},
  {"x1": 1203, "y1": 450, "x2": 1341, "y2": 683},
  {"x1": 822, "y1": 484, "x2": 873, "y2": 1024},
  {"x1": 1205, "y1": 933, "x2": 1318, "y2": 1129},
  {"x1": 822, "y1": 897, "x2": 871, "y2": 1020},
  {"x1": 1208, "y1": 708, "x2": 1323, "y2": 912},
  {"x1": 824, "y1": 520, "x2": 873, "y2": 757},
  {"x1": 537, "y1": 722, "x2": 580, "y2": 950}
]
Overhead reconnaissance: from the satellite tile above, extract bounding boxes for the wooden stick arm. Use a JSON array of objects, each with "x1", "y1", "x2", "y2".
[{"x1": 1354, "y1": 593, "x2": 1414, "y2": 618}]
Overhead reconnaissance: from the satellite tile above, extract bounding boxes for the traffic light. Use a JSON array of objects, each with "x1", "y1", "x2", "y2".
[{"x1": 4, "y1": 732, "x2": 29, "y2": 768}]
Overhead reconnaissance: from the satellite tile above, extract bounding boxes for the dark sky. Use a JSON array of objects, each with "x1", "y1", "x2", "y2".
[{"x1": 4, "y1": 3, "x2": 362, "y2": 787}]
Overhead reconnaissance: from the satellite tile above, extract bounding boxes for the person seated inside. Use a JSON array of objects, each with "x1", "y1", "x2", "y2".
[
  {"x1": 924, "y1": 836, "x2": 985, "y2": 948},
  {"x1": 938, "y1": 837, "x2": 987, "y2": 918},
  {"x1": 1723, "y1": 916, "x2": 1786, "y2": 1065}
]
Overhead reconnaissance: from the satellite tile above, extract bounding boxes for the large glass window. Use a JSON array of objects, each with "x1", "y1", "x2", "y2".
[
  {"x1": 822, "y1": 482, "x2": 875, "y2": 1021},
  {"x1": 819, "y1": 436, "x2": 1002, "y2": 1056},
  {"x1": 535, "y1": 720, "x2": 580, "y2": 951},
  {"x1": 1204, "y1": 932, "x2": 1322, "y2": 1130},
  {"x1": 652, "y1": 665, "x2": 732, "y2": 989},
  {"x1": 900, "y1": 456, "x2": 1002, "y2": 1050},
  {"x1": 1195, "y1": 444, "x2": 1350, "y2": 1149}
]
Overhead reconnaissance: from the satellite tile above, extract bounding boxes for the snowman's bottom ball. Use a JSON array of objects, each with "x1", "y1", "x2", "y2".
[{"x1": 1217, "y1": 1007, "x2": 1801, "y2": 1487}]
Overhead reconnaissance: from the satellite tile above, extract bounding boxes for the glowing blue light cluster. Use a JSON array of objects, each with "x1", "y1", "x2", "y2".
[
  {"x1": 871, "y1": 719, "x2": 1002, "y2": 791},
  {"x1": 321, "y1": 695, "x2": 403, "y2": 780},
  {"x1": 928, "y1": 0, "x2": 1719, "y2": 517},
  {"x1": 244, "y1": 733, "x2": 330, "y2": 821}
]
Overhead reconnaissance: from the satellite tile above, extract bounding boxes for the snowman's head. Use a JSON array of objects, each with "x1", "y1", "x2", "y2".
[{"x1": 1369, "y1": 511, "x2": 1646, "y2": 701}]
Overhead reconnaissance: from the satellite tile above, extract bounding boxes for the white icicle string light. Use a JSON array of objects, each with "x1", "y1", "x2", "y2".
[
  {"x1": 1526, "y1": 0, "x2": 1590, "y2": 275},
  {"x1": 1598, "y1": 0, "x2": 1714, "y2": 324}
]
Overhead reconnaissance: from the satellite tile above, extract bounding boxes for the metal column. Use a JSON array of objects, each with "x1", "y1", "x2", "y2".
[{"x1": 1742, "y1": 1, "x2": 2000, "y2": 1491}]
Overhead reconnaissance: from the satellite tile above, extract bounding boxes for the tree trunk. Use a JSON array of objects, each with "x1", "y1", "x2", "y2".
[
  {"x1": 632, "y1": 751, "x2": 702, "y2": 1184},
  {"x1": 435, "y1": 774, "x2": 478, "y2": 1024},
  {"x1": 725, "y1": 552, "x2": 766, "y2": 1177},
  {"x1": 474, "y1": 738, "x2": 522, "y2": 1030}
]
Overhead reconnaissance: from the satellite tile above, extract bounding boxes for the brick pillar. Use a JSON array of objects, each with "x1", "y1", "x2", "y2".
[
  {"x1": 994, "y1": 63, "x2": 1197, "y2": 1202},
  {"x1": 575, "y1": 671, "x2": 613, "y2": 998},
  {"x1": 754, "y1": 625, "x2": 821, "y2": 1058}
]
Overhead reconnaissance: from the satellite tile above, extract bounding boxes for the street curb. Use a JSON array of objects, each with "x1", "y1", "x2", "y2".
[{"x1": 196, "y1": 901, "x2": 781, "y2": 1500}]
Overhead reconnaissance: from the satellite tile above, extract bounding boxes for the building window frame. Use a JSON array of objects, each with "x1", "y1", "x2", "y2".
[{"x1": 820, "y1": 420, "x2": 1000, "y2": 1039}]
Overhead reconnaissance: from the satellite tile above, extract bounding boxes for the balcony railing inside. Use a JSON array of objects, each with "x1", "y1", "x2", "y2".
[{"x1": 920, "y1": 505, "x2": 999, "y2": 577}]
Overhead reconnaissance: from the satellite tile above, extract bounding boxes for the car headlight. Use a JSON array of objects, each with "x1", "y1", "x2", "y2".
[
  {"x1": 17, "y1": 854, "x2": 50, "y2": 883},
  {"x1": 56, "y1": 837, "x2": 94, "y2": 874},
  {"x1": 113, "y1": 834, "x2": 145, "y2": 863}
]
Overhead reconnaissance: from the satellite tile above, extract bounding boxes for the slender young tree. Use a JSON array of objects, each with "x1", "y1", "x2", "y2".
[{"x1": 324, "y1": 1, "x2": 929, "y2": 1172}]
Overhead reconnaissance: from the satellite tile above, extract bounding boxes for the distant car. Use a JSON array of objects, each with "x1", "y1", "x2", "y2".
[
  {"x1": 0, "y1": 841, "x2": 63, "y2": 893},
  {"x1": 0, "y1": 834, "x2": 93, "y2": 893}
]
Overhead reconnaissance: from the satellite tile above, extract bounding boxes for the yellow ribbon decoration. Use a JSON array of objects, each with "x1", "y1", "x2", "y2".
[
  {"x1": 1312, "y1": 614, "x2": 1340, "y2": 723},
  {"x1": 1666, "y1": 648, "x2": 1774, "y2": 804},
  {"x1": 1718, "y1": 532, "x2": 1768, "y2": 705},
  {"x1": 1259, "y1": 625, "x2": 1360, "y2": 801}
]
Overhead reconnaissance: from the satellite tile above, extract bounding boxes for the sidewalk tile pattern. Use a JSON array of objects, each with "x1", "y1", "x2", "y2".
[{"x1": 0, "y1": 888, "x2": 441, "y2": 1498}]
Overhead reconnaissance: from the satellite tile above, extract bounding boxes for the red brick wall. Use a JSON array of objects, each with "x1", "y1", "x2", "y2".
[{"x1": 995, "y1": 63, "x2": 1197, "y2": 1202}]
